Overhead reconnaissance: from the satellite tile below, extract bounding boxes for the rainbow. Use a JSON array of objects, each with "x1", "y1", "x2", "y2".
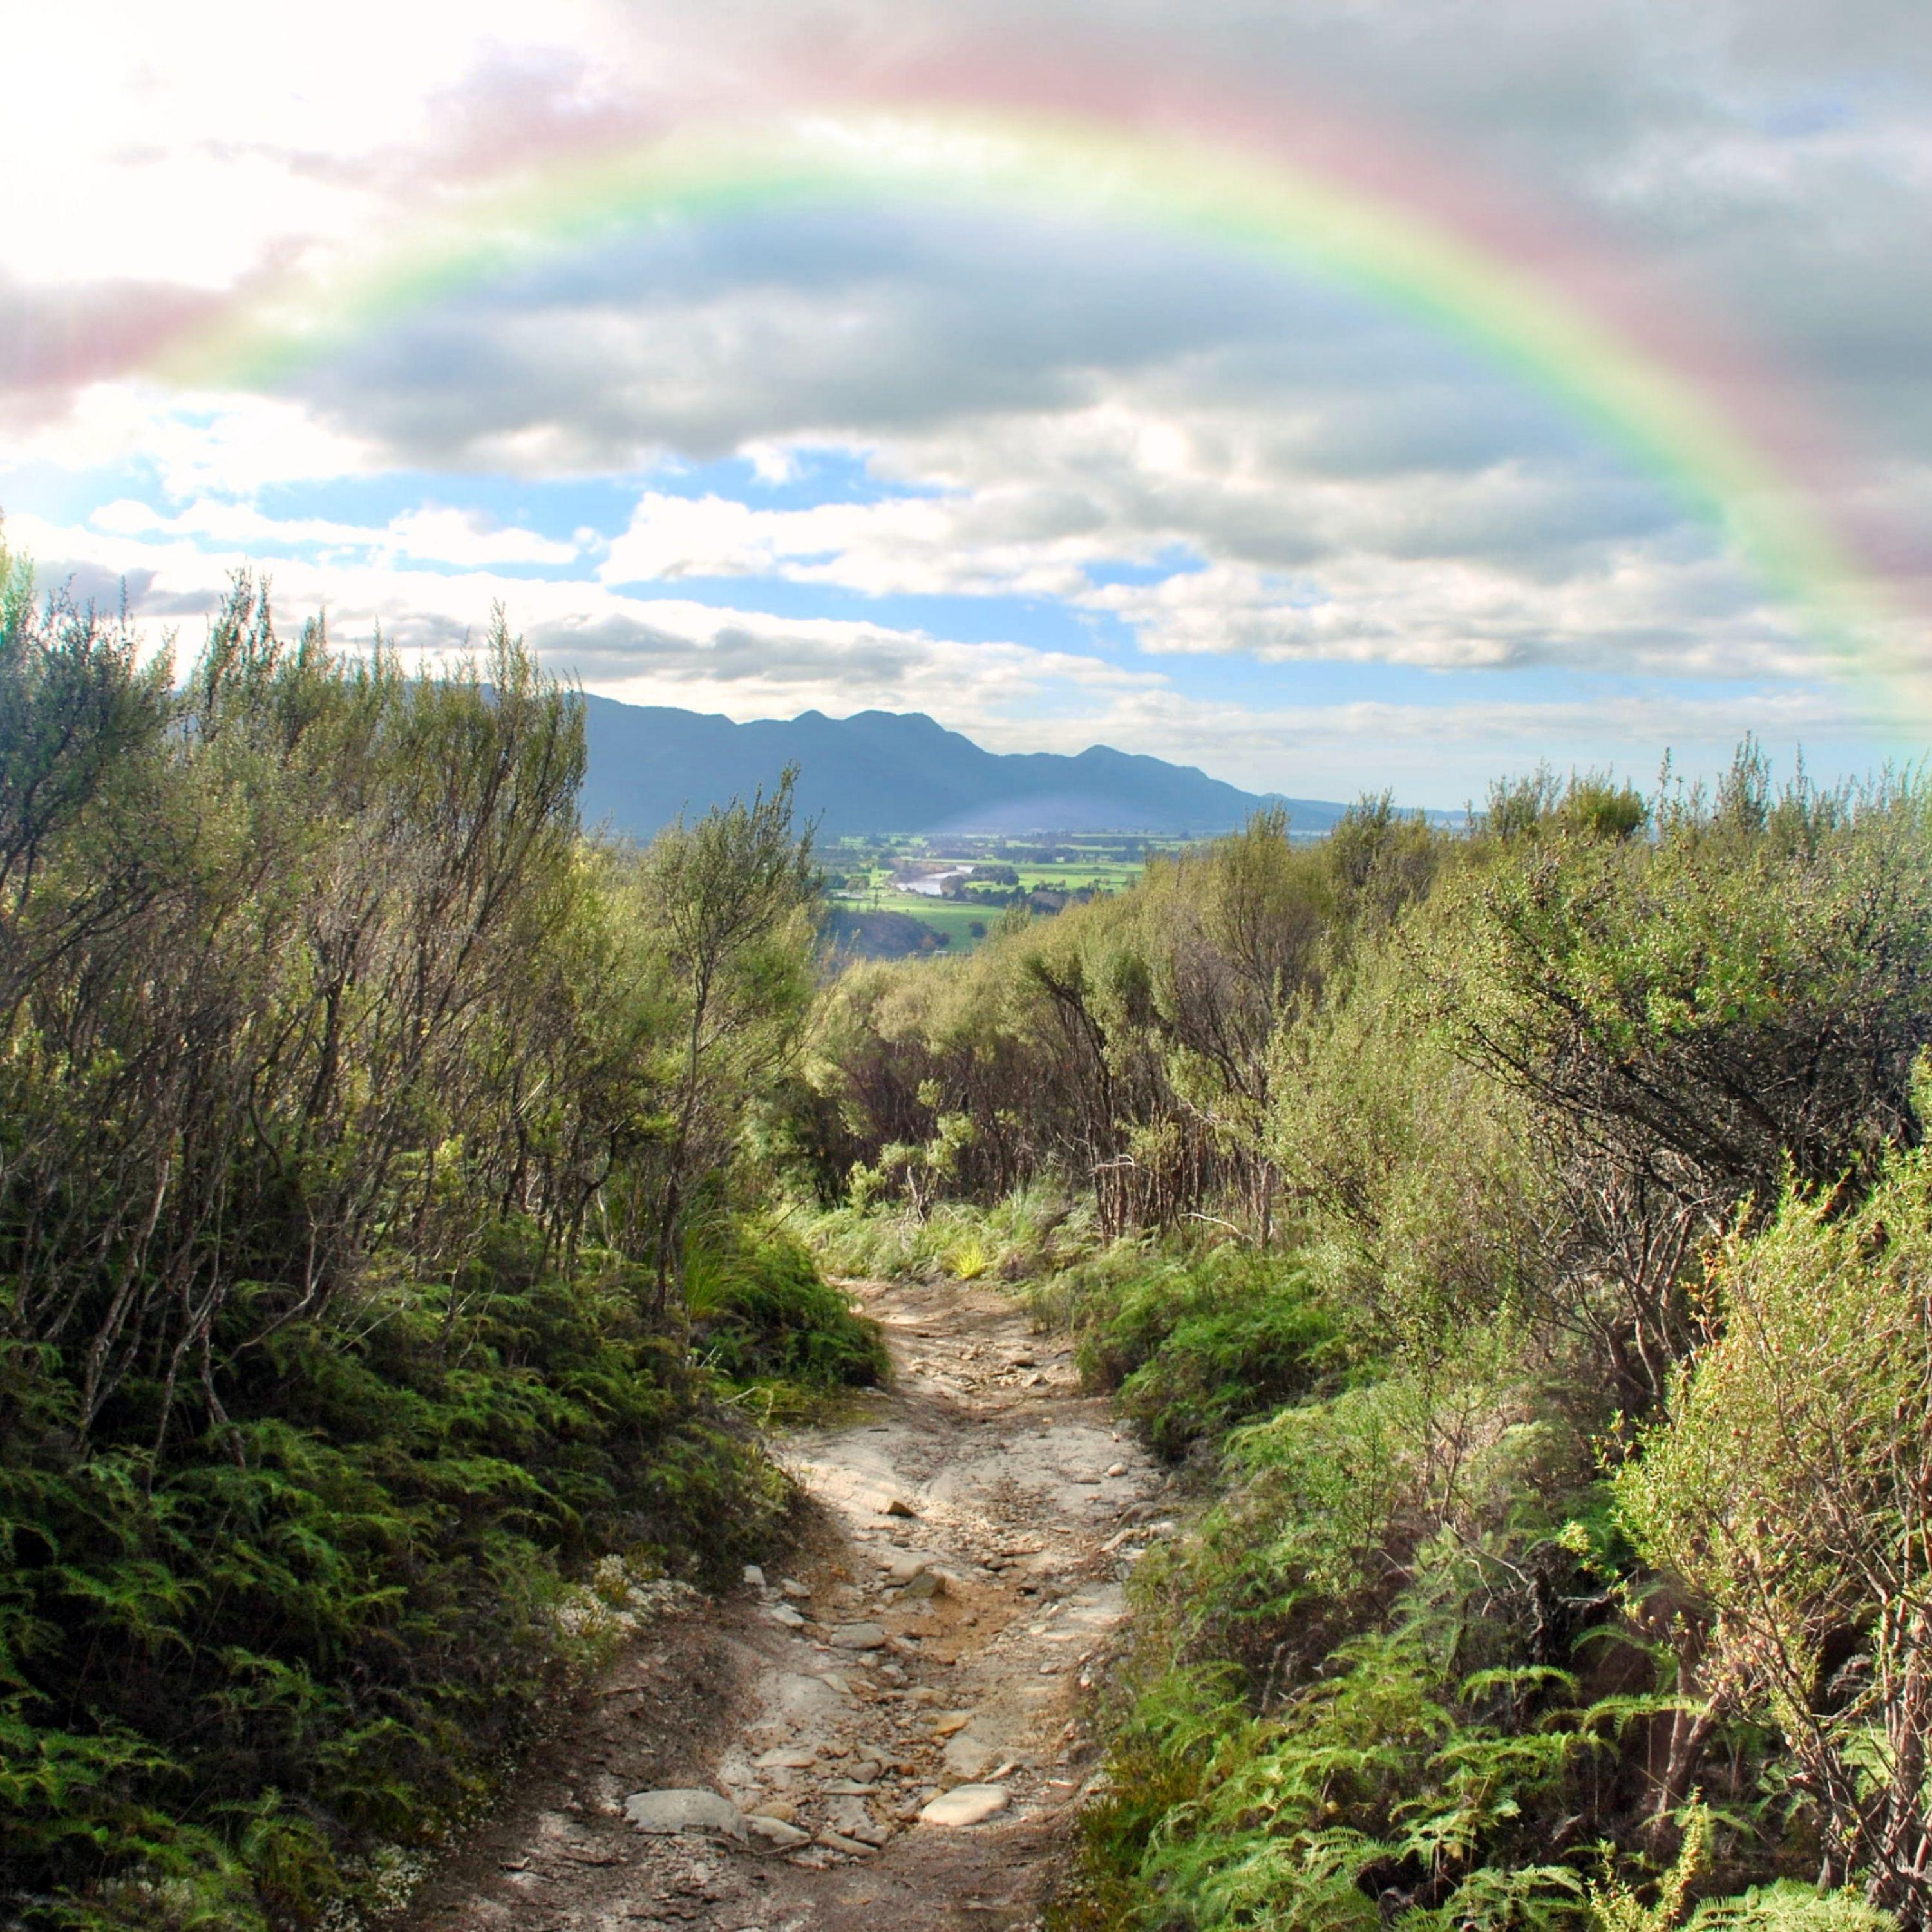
[{"x1": 145, "y1": 52, "x2": 1924, "y2": 716}]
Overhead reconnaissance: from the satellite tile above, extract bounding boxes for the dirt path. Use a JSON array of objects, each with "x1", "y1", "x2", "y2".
[{"x1": 403, "y1": 1276, "x2": 1173, "y2": 1932}]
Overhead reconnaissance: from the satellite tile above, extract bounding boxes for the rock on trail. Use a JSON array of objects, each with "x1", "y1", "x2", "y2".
[{"x1": 401, "y1": 1274, "x2": 1173, "y2": 1931}]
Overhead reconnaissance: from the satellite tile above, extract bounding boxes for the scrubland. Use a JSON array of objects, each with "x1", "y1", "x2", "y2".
[{"x1": 9, "y1": 524, "x2": 1932, "y2": 1931}]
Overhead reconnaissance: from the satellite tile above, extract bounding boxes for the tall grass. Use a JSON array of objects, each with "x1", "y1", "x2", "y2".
[{"x1": 800, "y1": 1180, "x2": 1097, "y2": 1285}]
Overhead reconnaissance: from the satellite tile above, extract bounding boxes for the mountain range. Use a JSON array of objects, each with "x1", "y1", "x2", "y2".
[{"x1": 578, "y1": 695, "x2": 1364, "y2": 838}]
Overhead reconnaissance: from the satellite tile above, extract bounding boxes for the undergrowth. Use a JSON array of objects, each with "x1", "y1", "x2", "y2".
[
  {"x1": 685, "y1": 1218, "x2": 888, "y2": 1417},
  {"x1": 1047, "y1": 1321, "x2": 1871, "y2": 1932},
  {"x1": 1010, "y1": 1219, "x2": 1871, "y2": 1932},
  {"x1": 1032, "y1": 1237, "x2": 1346, "y2": 1458},
  {"x1": 0, "y1": 573, "x2": 858, "y2": 1932},
  {"x1": 0, "y1": 1222, "x2": 807, "y2": 1931},
  {"x1": 799, "y1": 1180, "x2": 1096, "y2": 1285},
  {"x1": 797, "y1": 759, "x2": 1932, "y2": 1931}
]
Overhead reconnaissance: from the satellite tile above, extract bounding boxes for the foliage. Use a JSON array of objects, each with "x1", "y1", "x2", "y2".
[
  {"x1": 1435, "y1": 747, "x2": 1932, "y2": 1405},
  {"x1": 1268, "y1": 928, "x2": 1552, "y2": 1358},
  {"x1": 802, "y1": 1182, "x2": 1096, "y2": 1285},
  {"x1": 0, "y1": 1235, "x2": 788, "y2": 1931},
  {"x1": 685, "y1": 1218, "x2": 888, "y2": 1395},
  {"x1": 804, "y1": 746, "x2": 1932, "y2": 1932},
  {"x1": 805, "y1": 802, "x2": 1440, "y2": 1242},
  {"x1": 13, "y1": 540, "x2": 1929, "y2": 1932},
  {"x1": 1045, "y1": 1238, "x2": 1342, "y2": 1458},
  {"x1": 0, "y1": 556, "x2": 824, "y2": 1929},
  {"x1": 632, "y1": 772, "x2": 819, "y2": 1306},
  {"x1": 1617, "y1": 1110, "x2": 1932, "y2": 1922}
]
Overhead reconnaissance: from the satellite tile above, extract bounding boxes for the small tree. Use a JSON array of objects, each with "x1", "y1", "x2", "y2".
[
  {"x1": 1617, "y1": 1097, "x2": 1932, "y2": 1922},
  {"x1": 1439, "y1": 749, "x2": 1932, "y2": 1405},
  {"x1": 636, "y1": 770, "x2": 817, "y2": 1308}
]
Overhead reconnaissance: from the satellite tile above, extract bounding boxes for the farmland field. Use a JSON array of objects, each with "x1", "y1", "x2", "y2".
[
  {"x1": 821, "y1": 833, "x2": 1198, "y2": 953},
  {"x1": 867, "y1": 893, "x2": 994, "y2": 945},
  {"x1": 1009, "y1": 860, "x2": 1142, "y2": 890}
]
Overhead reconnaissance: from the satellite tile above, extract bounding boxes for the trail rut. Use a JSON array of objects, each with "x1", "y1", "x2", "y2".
[{"x1": 403, "y1": 1276, "x2": 1173, "y2": 1932}]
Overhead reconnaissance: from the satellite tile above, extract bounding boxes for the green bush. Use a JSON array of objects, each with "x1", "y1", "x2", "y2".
[
  {"x1": 797, "y1": 752, "x2": 1932, "y2": 1929},
  {"x1": 0, "y1": 1227, "x2": 788, "y2": 1931},
  {"x1": 1054, "y1": 1338, "x2": 1657, "y2": 1932},
  {"x1": 1616, "y1": 1117, "x2": 1932, "y2": 1924},
  {"x1": 801, "y1": 1182, "x2": 1095, "y2": 1285},
  {"x1": 0, "y1": 566, "x2": 816, "y2": 1931},
  {"x1": 1045, "y1": 1240, "x2": 1341, "y2": 1459},
  {"x1": 685, "y1": 1222, "x2": 888, "y2": 1393}
]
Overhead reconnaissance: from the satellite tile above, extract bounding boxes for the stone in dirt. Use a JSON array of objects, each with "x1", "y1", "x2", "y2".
[
  {"x1": 753, "y1": 1747, "x2": 817, "y2": 1769},
  {"x1": 746, "y1": 1814, "x2": 811, "y2": 1848},
  {"x1": 769, "y1": 1671, "x2": 846, "y2": 1721},
  {"x1": 884, "y1": 1497, "x2": 919, "y2": 1517},
  {"x1": 931, "y1": 1711, "x2": 974, "y2": 1737},
  {"x1": 819, "y1": 1828, "x2": 876, "y2": 1856},
  {"x1": 919, "y1": 1785, "x2": 1011, "y2": 1828},
  {"x1": 623, "y1": 1790, "x2": 747, "y2": 1840},
  {"x1": 762, "y1": 1603, "x2": 807, "y2": 1628},
  {"x1": 743, "y1": 1564, "x2": 766, "y2": 1589},
  {"x1": 943, "y1": 1736, "x2": 1000, "y2": 1782},
  {"x1": 831, "y1": 1621, "x2": 887, "y2": 1650},
  {"x1": 826, "y1": 1796, "x2": 876, "y2": 1837}
]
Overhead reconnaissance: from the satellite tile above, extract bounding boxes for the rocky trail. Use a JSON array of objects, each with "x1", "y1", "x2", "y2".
[{"x1": 404, "y1": 1275, "x2": 1175, "y2": 1932}]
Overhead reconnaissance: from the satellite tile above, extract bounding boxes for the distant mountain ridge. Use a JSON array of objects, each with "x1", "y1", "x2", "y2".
[{"x1": 576, "y1": 695, "x2": 1357, "y2": 838}]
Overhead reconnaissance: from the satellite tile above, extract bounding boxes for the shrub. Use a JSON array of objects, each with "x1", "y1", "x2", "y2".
[
  {"x1": 802, "y1": 1182, "x2": 1094, "y2": 1285},
  {"x1": 0, "y1": 564, "x2": 817, "y2": 1930},
  {"x1": 685, "y1": 1222, "x2": 888, "y2": 1393},
  {"x1": 1052, "y1": 1240, "x2": 1342, "y2": 1459},
  {"x1": 0, "y1": 1231, "x2": 788, "y2": 1930},
  {"x1": 1616, "y1": 1110, "x2": 1932, "y2": 1922}
]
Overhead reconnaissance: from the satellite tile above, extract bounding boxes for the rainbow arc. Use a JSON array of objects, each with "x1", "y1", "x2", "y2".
[{"x1": 149, "y1": 80, "x2": 1926, "y2": 721}]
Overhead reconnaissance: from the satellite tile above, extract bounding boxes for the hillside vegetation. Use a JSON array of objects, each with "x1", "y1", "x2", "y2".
[
  {"x1": 794, "y1": 768, "x2": 1932, "y2": 1930},
  {"x1": 0, "y1": 549, "x2": 879, "y2": 1931},
  {"x1": 11, "y1": 526, "x2": 1932, "y2": 1932}
]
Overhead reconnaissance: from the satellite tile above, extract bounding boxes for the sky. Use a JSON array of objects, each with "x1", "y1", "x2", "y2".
[{"x1": 5, "y1": 0, "x2": 1931, "y2": 807}]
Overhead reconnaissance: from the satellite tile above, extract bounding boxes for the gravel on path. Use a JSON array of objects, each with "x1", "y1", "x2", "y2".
[{"x1": 401, "y1": 1274, "x2": 1179, "y2": 1932}]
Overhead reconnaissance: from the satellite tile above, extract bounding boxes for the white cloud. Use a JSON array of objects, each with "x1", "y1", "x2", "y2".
[
  {"x1": 8, "y1": 507, "x2": 1153, "y2": 724},
  {"x1": 600, "y1": 484, "x2": 1129, "y2": 600},
  {"x1": 980, "y1": 681, "x2": 1873, "y2": 804},
  {"x1": 90, "y1": 496, "x2": 580, "y2": 568},
  {"x1": 11, "y1": 495, "x2": 1896, "y2": 809},
  {"x1": 1083, "y1": 548, "x2": 1820, "y2": 680},
  {"x1": 5, "y1": 0, "x2": 1927, "y2": 794},
  {"x1": 591, "y1": 403, "x2": 1830, "y2": 683},
  {"x1": 1, "y1": 385, "x2": 381, "y2": 495}
]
